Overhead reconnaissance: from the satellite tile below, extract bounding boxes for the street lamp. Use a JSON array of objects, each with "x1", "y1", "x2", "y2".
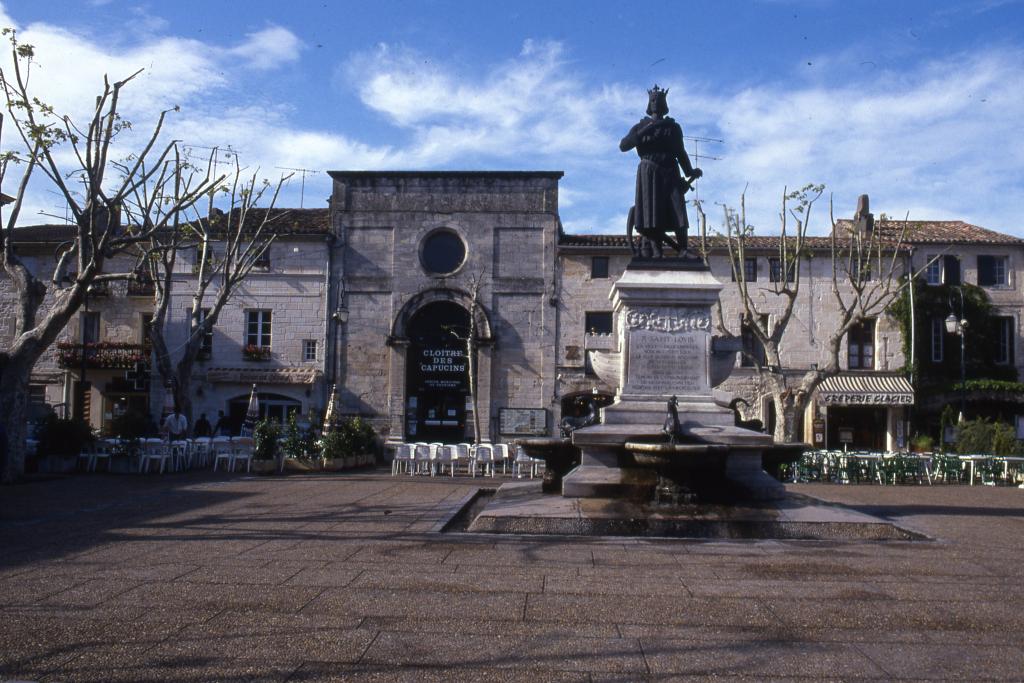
[{"x1": 944, "y1": 288, "x2": 967, "y2": 423}]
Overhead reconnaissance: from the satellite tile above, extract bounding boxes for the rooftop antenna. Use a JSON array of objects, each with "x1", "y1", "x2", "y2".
[
  {"x1": 683, "y1": 135, "x2": 723, "y2": 205},
  {"x1": 275, "y1": 167, "x2": 319, "y2": 208},
  {"x1": 44, "y1": 189, "x2": 73, "y2": 224},
  {"x1": 180, "y1": 144, "x2": 239, "y2": 176}
]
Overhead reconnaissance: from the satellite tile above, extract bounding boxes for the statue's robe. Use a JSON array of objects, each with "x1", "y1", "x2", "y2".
[{"x1": 620, "y1": 116, "x2": 695, "y2": 250}]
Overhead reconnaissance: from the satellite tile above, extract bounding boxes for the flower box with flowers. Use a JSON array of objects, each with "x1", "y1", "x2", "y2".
[
  {"x1": 56, "y1": 341, "x2": 149, "y2": 369},
  {"x1": 243, "y1": 345, "x2": 272, "y2": 362}
]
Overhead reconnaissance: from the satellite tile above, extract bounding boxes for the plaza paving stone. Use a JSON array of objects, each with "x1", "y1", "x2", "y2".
[{"x1": 1, "y1": 471, "x2": 1022, "y2": 681}]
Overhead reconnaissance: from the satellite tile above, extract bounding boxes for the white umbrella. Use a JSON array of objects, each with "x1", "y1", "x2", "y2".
[
  {"x1": 241, "y1": 384, "x2": 260, "y2": 436},
  {"x1": 322, "y1": 384, "x2": 341, "y2": 434}
]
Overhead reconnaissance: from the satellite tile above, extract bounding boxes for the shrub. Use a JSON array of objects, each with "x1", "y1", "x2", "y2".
[
  {"x1": 36, "y1": 415, "x2": 94, "y2": 457},
  {"x1": 281, "y1": 412, "x2": 305, "y2": 459},
  {"x1": 320, "y1": 429, "x2": 346, "y2": 461},
  {"x1": 253, "y1": 418, "x2": 281, "y2": 461},
  {"x1": 954, "y1": 418, "x2": 1024, "y2": 456},
  {"x1": 319, "y1": 417, "x2": 377, "y2": 460}
]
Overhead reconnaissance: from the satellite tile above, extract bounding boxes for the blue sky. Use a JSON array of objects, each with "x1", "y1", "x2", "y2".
[{"x1": 3, "y1": 0, "x2": 1023, "y2": 235}]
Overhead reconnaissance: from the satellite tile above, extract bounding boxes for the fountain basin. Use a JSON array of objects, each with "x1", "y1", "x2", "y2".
[{"x1": 515, "y1": 437, "x2": 580, "y2": 493}]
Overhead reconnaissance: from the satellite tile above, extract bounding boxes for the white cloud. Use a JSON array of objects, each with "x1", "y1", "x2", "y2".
[{"x1": 229, "y1": 26, "x2": 303, "y2": 71}]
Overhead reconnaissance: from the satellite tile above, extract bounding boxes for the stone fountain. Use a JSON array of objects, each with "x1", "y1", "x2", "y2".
[{"x1": 462, "y1": 86, "x2": 917, "y2": 540}]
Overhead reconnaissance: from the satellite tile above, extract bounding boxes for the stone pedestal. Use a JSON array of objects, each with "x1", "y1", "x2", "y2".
[{"x1": 562, "y1": 259, "x2": 776, "y2": 500}]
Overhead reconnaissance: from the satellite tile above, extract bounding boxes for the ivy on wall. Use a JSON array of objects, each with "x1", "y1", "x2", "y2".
[{"x1": 887, "y1": 277, "x2": 1017, "y2": 391}]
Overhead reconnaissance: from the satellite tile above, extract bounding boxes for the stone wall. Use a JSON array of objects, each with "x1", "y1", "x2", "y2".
[{"x1": 331, "y1": 172, "x2": 561, "y2": 442}]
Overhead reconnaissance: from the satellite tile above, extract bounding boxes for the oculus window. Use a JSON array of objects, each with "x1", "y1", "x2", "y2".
[{"x1": 420, "y1": 229, "x2": 466, "y2": 276}]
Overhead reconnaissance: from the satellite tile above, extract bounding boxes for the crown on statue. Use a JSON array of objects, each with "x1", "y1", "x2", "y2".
[{"x1": 648, "y1": 84, "x2": 669, "y2": 97}]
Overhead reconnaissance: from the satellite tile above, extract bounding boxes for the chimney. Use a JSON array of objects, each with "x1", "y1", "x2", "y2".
[{"x1": 853, "y1": 194, "x2": 873, "y2": 236}]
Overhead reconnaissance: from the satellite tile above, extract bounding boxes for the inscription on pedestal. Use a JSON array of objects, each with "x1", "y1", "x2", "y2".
[{"x1": 626, "y1": 329, "x2": 708, "y2": 396}]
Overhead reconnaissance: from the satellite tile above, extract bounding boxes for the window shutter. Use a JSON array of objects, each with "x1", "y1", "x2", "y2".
[
  {"x1": 977, "y1": 255, "x2": 995, "y2": 287},
  {"x1": 943, "y1": 255, "x2": 961, "y2": 285}
]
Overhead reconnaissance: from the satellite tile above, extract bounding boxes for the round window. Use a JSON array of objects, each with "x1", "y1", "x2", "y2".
[{"x1": 420, "y1": 229, "x2": 466, "y2": 276}]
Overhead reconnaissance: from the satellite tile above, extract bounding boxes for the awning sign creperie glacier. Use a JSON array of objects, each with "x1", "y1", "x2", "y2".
[{"x1": 820, "y1": 393, "x2": 913, "y2": 405}]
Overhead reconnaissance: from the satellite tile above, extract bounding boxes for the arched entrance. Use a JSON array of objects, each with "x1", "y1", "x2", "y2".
[
  {"x1": 405, "y1": 301, "x2": 471, "y2": 443},
  {"x1": 227, "y1": 392, "x2": 302, "y2": 434}
]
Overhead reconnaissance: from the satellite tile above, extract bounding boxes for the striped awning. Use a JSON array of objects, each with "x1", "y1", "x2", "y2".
[{"x1": 818, "y1": 374, "x2": 914, "y2": 406}]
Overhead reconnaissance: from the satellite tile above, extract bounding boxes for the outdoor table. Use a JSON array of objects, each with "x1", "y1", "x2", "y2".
[
  {"x1": 848, "y1": 452, "x2": 883, "y2": 484},
  {"x1": 999, "y1": 456, "x2": 1024, "y2": 484},
  {"x1": 958, "y1": 455, "x2": 992, "y2": 486}
]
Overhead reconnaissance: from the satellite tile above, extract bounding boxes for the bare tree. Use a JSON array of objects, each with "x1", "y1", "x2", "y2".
[
  {"x1": 444, "y1": 273, "x2": 487, "y2": 443},
  {"x1": 0, "y1": 31, "x2": 219, "y2": 481},
  {"x1": 144, "y1": 154, "x2": 292, "y2": 421},
  {"x1": 710, "y1": 185, "x2": 916, "y2": 443}
]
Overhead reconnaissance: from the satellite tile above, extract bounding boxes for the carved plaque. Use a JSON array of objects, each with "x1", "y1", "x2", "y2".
[{"x1": 625, "y1": 329, "x2": 708, "y2": 396}]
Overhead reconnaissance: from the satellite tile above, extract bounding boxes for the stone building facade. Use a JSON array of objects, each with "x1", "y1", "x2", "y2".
[
  {"x1": 4, "y1": 172, "x2": 1023, "y2": 453},
  {"x1": 329, "y1": 172, "x2": 561, "y2": 446}
]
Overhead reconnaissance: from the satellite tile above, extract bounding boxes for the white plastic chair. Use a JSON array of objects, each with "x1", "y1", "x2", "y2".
[
  {"x1": 192, "y1": 437, "x2": 212, "y2": 468},
  {"x1": 140, "y1": 438, "x2": 171, "y2": 474},
  {"x1": 455, "y1": 443, "x2": 472, "y2": 475},
  {"x1": 413, "y1": 443, "x2": 432, "y2": 475},
  {"x1": 78, "y1": 445, "x2": 94, "y2": 472},
  {"x1": 91, "y1": 441, "x2": 111, "y2": 472},
  {"x1": 514, "y1": 445, "x2": 538, "y2": 479},
  {"x1": 436, "y1": 445, "x2": 458, "y2": 477},
  {"x1": 392, "y1": 443, "x2": 414, "y2": 475},
  {"x1": 471, "y1": 443, "x2": 494, "y2": 478},
  {"x1": 493, "y1": 443, "x2": 511, "y2": 475},
  {"x1": 232, "y1": 437, "x2": 254, "y2": 473},
  {"x1": 170, "y1": 440, "x2": 191, "y2": 472},
  {"x1": 212, "y1": 436, "x2": 234, "y2": 472}
]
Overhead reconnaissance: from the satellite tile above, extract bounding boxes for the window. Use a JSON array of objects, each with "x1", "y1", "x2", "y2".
[
  {"x1": 81, "y1": 312, "x2": 100, "y2": 344},
  {"x1": 744, "y1": 257, "x2": 757, "y2": 282},
  {"x1": 850, "y1": 260, "x2": 872, "y2": 282},
  {"x1": 994, "y1": 316, "x2": 1014, "y2": 365},
  {"x1": 924, "y1": 255, "x2": 941, "y2": 285},
  {"x1": 731, "y1": 257, "x2": 757, "y2": 282},
  {"x1": 246, "y1": 310, "x2": 272, "y2": 348},
  {"x1": 303, "y1": 339, "x2": 317, "y2": 362},
  {"x1": 591, "y1": 256, "x2": 609, "y2": 279},
  {"x1": 930, "y1": 317, "x2": 944, "y2": 363},
  {"x1": 420, "y1": 229, "x2": 466, "y2": 275},
  {"x1": 584, "y1": 311, "x2": 613, "y2": 334},
  {"x1": 197, "y1": 309, "x2": 213, "y2": 357},
  {"x1": 768, "y1": 257, "x2": 795, "y2": 283},
  {"x1": 193, "y1": 245, "x2": 215, "y2": 273},
  {"x1": 943, "y1": 255, "x2": 961, "y2": 286},
  {"x1": 253, "y1": 244, "x2": 271, "y2": 270},
  {"x1": 847, "y1": 319, "x2": 875, "y2": 370},
  {"x1": 740, "y1": 315, "x2": 768, "y2": 367},
  {"x1": 978, "y1": 255, "x2": 1009, "y2": 287}
]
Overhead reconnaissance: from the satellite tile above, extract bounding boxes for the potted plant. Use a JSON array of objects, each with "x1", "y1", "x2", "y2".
[
  {"x1": 252, "y1": 418, "x2": 281, "y2": 474},
  {"x1": 344, "y1": 416, "x2": 377, "y2": 468},
  {"x1": 242, "y1": 344, "x2": 272, "y2": 362},
  {"x1": 909, "y1": 433, "x2": 935, "y2": 453},
  {"x1": 320, "y1": 429, "x2": 346, "y2": 471},
  {"x1": 36, "y1": 415, "x2": 94, "y2": 473}
]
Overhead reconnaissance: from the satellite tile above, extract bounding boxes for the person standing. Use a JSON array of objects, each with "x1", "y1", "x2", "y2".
[
  {"x1": 213, "y1": 410, "x2": 232, "y2": 437},
  {"x1": 193, "y1": 413, "x2": 212, "y2": 438},
  {"x1": 164, "y1": 406, "x2": 189, "y2": 441}
]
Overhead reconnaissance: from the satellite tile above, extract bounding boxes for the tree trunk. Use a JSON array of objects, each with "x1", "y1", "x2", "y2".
[
  {"x1": 467, "y1": 338, "x2": 481, "y2": 443},
  {"x1": 1, "y1": 362, "x2": 32, "y2": 483},
  {"x1": 772, "y1": 393, "x2": 805, "y2": 444},
  {"x1": 174, "y1": 355, "x2": 196, "y2": 424}
]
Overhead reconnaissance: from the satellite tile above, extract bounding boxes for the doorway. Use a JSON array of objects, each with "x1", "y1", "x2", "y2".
[
  {"x1": 227, "y1": 392, "x2": 302, "y2": 434},
  {"x1": 827, "y1": 406, "x2": 887, "y2": 451},
  {"x1": 405, "y1": 301, "x2": 470, "y2": 443}
]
